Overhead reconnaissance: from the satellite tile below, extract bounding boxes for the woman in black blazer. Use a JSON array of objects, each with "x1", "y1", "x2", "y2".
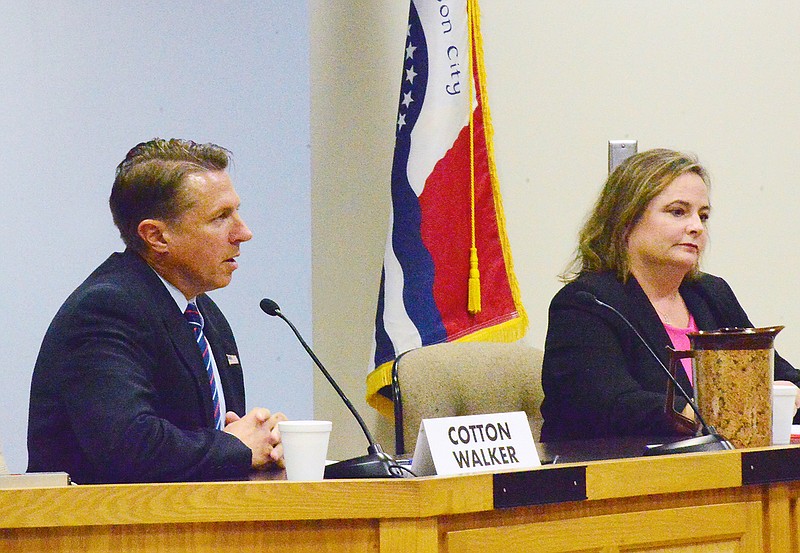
[{"x1": 540, "y1": 149, "x2": 800, "y2": 442}]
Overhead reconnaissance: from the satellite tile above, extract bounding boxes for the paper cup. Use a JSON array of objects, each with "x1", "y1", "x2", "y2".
[
  {"x1": 772, "y1": 384, "x2": 797, "y2": 445},
  {"x1": 278, "y1": 420, "x2": 332, "y2": 481}
]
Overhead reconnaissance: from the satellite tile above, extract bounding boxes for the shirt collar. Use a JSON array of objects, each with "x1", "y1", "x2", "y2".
[{"x1": 153, "y1": 269, "x2": 196, "y2": 313}]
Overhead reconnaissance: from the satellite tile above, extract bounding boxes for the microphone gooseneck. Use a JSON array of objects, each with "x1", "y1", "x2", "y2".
[
  {"x1": 260, "y1": 298, "x2": 403, "y2": 478},
  {"x1": 574, "y1": 291, "x2": 734, "y2": 455},
  {"x1": 574, "y1": 292, "x2": 711, "y2": 431},
  {"x1": 259, "y1": 298, "x2": 376, "y2": 446}
]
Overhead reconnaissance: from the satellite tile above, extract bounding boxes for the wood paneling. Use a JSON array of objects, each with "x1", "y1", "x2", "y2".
[{"x1": 3, "y1": 446, "x2": 800, "y2": 552}]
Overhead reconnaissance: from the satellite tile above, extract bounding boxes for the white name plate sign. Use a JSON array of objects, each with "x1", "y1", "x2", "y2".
[{"x1": 410, "y1": 411, "x2": 540, "y2": 476}]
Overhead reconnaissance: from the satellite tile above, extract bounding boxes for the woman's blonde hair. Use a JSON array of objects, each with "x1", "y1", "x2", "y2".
[{"x1": 562, "y1": 148, "x2": 709, "y2": 283}]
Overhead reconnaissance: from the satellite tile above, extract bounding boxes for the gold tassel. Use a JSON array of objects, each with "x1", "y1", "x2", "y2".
[
  {"x1": 464, "y1": 0, "x2": 527, "y2": 327},
  {"x1": 468, "y1": 246, "x2": 481, "y2": 314}
]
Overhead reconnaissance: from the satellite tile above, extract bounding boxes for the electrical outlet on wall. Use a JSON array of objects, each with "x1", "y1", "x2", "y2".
[{"x1": 608, "y1": 140, "x2": 638, "y2": 174}]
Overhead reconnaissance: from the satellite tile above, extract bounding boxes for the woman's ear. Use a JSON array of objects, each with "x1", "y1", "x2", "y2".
[{"x1": 622, "y1": 224, "x2": 632, "y2": 245}]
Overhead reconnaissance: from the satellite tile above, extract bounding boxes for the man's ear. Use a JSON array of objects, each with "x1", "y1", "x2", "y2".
[{"x1": 138, "y1": 219, "x2": 170, "y2": 254}]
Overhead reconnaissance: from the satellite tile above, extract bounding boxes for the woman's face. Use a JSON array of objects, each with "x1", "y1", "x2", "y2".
[{"x1": 626, "y1": 172, "x2": 710, "y2": 277}]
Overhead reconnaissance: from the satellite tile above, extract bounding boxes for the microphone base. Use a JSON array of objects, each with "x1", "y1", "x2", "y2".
[
  {"x1": 643, "y1": 433, "x2": 735, "y2": 456},
  {"x1": 324, "y1": 445, "x2": 401, "y2": 479}
]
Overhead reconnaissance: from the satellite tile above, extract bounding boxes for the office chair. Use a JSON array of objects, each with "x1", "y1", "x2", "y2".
[{"x1": 391, "y1": 341, "x2": 544, "y2": 455}]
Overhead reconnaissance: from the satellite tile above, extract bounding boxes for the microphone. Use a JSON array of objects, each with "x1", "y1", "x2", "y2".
[
  {"x1": 259, "y1": 298, "x2": 402, "y2": 478},
  {"x1": 574, "y1": 291, "x2": 734, "y2": 455}
]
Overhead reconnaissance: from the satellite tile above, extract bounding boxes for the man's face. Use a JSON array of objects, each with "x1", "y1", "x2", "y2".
[{"x1": 160, "y1": 170, "x2": 252, "y2": 299}]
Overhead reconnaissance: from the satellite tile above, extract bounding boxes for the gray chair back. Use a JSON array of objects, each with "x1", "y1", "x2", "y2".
[{"x1": 391, "y1": 341, "x2": 544, "y2": 455}]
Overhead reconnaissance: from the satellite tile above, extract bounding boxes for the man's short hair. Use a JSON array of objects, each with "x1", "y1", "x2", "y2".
[{"x1": 109, "y1": 138, "x2": 231, "y2": 252}]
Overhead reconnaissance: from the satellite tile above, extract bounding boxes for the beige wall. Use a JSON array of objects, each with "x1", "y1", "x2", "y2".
[{"x1": 311, "y1": 1, "x2": 800, "y2": 460}]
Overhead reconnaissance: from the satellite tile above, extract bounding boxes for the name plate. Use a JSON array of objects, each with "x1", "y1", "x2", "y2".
[{"x1": 411, "y1": 411, "x2": 540, "y2": 476}]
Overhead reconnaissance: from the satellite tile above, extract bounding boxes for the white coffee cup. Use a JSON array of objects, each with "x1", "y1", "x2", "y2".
[
  {"x1": 278, "y1": 420, "x2": 332, "y2": 481},
  {"x1": 772, "y1": 383, "x2": 797, "y2": 445}
]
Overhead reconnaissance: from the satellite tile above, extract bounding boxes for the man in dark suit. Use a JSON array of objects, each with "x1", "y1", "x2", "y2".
[{"x1": 27, "y1": 138, "x2": 285, "y2": 484}]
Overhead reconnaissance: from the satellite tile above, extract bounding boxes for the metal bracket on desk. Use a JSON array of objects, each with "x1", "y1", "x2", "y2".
[
  {"x1": 493, "y1": 466, "x2": 587, "y2": 509},
  {"x1": 742, "y1": 447, "x2": 800, "y2": 485}
]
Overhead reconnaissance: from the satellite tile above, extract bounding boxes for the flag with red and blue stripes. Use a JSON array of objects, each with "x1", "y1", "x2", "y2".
[{"x1": 367, "y1": 0, "x2": 528, "y2": 416}]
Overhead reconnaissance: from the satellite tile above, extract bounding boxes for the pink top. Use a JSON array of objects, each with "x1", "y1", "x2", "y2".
[{"x1": 664, "y1": 315, "x2": 698, "y2": 385}]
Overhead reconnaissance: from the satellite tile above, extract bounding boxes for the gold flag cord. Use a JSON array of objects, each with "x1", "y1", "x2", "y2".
[
  {"x1": 468, "y1": 0, "x2": 528, "y2": 330},
  {"x1": 467, "y1": 0, "x2": 481, "y2": 315}
]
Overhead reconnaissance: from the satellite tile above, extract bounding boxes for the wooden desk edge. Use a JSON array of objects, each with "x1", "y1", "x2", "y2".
[
  {"x1": 5, "y1": 447, "x2": 798, "y2": 530},
  {"x1": 585, "y1": 448, "x2": 743, "y2": 500},
  {"x1": 0, "y1": 474, "x2": 494, "y2": 529}
]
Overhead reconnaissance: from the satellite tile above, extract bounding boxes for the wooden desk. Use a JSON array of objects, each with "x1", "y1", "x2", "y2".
[{"x1": 3, "y1": 445, "x2": 800, "y2": 552}]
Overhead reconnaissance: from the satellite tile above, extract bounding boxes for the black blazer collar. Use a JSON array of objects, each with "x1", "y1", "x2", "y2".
[
  {"x1": 621, "y1": 276, "x2": 696, "y2": 394},
  {"x1": 117, "y1": 250, "x2": 219, "y2": 426}
]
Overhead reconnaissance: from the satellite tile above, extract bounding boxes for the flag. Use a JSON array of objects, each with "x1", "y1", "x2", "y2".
[{"x1": 366, "y1": 0, "x2": 528, "y2": 417}]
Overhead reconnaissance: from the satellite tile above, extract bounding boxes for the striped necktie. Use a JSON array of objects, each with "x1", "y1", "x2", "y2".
[{"x1": 184, "y1": 302, "x2": 223, "y2": 430}]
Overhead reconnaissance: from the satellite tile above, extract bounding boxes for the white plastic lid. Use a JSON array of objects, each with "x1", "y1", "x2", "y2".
[{"x1": 278, "y1": 420, "x2": 333, "y2": 432}]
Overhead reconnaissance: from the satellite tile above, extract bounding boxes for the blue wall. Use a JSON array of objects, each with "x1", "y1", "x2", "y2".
[{"x1": 0, "y1": 2, "x2": 312, "y2": 472}]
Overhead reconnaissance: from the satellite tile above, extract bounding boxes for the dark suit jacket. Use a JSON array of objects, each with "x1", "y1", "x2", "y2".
[
  {"x1": 27, "y1": 250, "x2": 253, "y2": 483},
  {"x1": 540, "y1": 271, "x2": 800, "y2": 442}
]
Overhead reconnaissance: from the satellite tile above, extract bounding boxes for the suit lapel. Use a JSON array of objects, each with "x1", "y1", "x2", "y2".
[
  {"x1": 119, "y1": 250, "x2": 242, "y2": 423},
  {"x1": 622, "y1": 278, "x2": 673, "y2": 368},
  {"x1": 681, "y1": 281, "x2": 717, "y2": 331},
  {"x1": 127, "y1": 254, "x2": 217, "y2": 428},
  {"x1": 623, "y1": 277, "x2": 694, "y2": 394},
  {"x1": 163, "y1": 308, "x2": 216, "y2": 420},
  {"x1": 200, "y1": 301, "x2": 245, "y2": 416},
  {"x1": 114, "y1": 250, "x2": 220, "y2": 428}
]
